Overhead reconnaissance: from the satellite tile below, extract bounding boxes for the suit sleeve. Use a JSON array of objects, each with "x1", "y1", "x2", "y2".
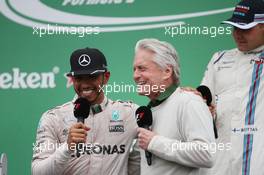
[
  {"x1": 127, "y1": 104, "x2": 140, "y2": 175},
  {"x1": 31, "y1": 111, "x2": 72, "y2": 175},
  {"x1": 201, "y1": 51, "x2": 224, "y2": 104},
  {"x1": 128, "y1": 139, "x2": 141, "y2": 175}
]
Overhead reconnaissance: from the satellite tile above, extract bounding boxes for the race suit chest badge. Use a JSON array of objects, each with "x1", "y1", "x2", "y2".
[{"x1": 109, "y1": 110, "x2": 124, "y2": 133}]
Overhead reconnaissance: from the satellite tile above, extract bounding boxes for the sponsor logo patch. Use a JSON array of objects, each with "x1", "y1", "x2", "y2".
[{"x1": 109, "y1": 125, "x2": 124, "y2": 132}]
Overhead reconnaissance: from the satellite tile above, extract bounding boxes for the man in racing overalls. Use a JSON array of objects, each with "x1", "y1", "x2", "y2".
[
  {"x1": 201, "y1": 0, "x2": 264, "y2": 174},
  {"x1": 32, "y1": 47, "x2": 140, "y2": 175}
]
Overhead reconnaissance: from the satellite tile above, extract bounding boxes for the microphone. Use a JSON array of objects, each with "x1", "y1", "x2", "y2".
[
  {"x1": 196, "y1": 85, "x2": 212, "y2": 106},
  {"x1": 196, "y1": 85, "x2": 218, "y2": 139},
  {"x1": 74, "y1": 97, "x2": 91, "y2": 157},
  {"x1": 135, "y1": 106, "x2": 153, "y2": 166}
]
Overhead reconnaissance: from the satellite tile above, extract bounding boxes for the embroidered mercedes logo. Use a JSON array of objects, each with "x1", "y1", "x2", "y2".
[{"x1": 78, "y1": 54, "x2": 91, "y2": 66}]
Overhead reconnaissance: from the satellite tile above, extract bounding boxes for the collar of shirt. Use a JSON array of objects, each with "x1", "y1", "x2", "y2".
[
  {"x1": 244, "y1": 45, "x2": 264, "y2": 54},
  {"x1": 91, "y1": 96, "x2": 108, "y2": 114},
  {"x1": 148, "y1": 84, "x2": 178, "y2": 108}
]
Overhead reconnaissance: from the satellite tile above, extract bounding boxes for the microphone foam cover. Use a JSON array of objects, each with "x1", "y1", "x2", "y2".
[
  {"x1": 197, "y1": 85, "x2": 212, "y2": 106},
  {"x1": 135, "y1": 106, "x2": 153, "y2": 127},
  {"x1": 74, "y1": 97, "x2": 90, "y2": 119}
]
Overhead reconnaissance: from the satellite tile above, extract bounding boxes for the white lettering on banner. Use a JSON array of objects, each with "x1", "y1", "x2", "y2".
[
  {"x1": 0, "y1": 0, "x2": 233, "y2": 32},
  {"x1": 0, "y1": 67, "x2": 59, "y2": 89},
  {"x1": 62, "y1": 0, "x2": 134, "y2": 6}
]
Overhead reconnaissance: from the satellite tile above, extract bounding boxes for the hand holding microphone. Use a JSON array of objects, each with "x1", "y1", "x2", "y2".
[
  {"x1": 135, "y1": 106, "x2": 154, "y2": 166},
  {"x1": 196, "y1": 85, "x2": 218, "y2": 139},
  {"x1": 67, "y1": 97, "x2": 91, "y2": 157},
  {"x1": 137, "y1": 128, "x2": 156, "y2": 150}
]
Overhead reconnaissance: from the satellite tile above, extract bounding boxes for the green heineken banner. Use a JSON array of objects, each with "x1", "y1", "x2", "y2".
[{"x1": 0, "y1": 0, "x2": 237, "y2": 174}]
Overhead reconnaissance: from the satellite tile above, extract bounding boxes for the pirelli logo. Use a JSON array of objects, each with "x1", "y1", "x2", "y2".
[{"x1": 109, "y1": 125, "x2": 124, "y2": 132}]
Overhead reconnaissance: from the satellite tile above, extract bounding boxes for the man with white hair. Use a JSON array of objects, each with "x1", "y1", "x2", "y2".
[
  {"x1": 201, "y1": 0, "x2": 264, "y2": 174},
  {"x1": 133, "y1": 38, "x2": 215, "y2": 175}
]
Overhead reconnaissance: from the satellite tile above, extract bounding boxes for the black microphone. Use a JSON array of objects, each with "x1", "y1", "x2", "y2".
[
  {"x1": 196, "y1": 85, "x2": 218, "y2": 139},
  {"x1": 74, "y1": 97, "x2": 91, "y2": 157},
  {"x1": 196, "y1": 85, "x2": 212, "y2": 106},
  {"x1": 135, "y1": 106, "x2": 153, "y2": 166}
]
